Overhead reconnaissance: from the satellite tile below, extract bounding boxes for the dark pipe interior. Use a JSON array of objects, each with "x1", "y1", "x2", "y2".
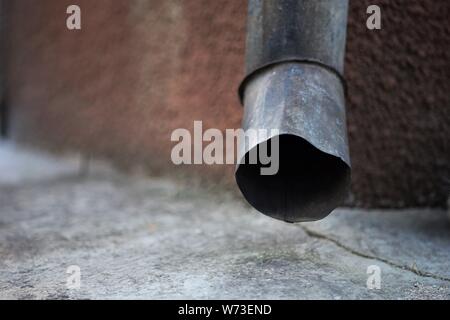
[{"x1": 235, "y1": 134, "x2": 350, "y2": 222}]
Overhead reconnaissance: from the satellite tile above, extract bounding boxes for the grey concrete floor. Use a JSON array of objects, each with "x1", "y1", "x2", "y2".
[{"x1": 0, "y1": 141, "x2": 449, "y2": 299}]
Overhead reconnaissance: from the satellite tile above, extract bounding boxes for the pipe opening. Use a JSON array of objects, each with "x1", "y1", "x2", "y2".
[{"x1": 236, "y1": 134, "x2": 350, "y2": 222}]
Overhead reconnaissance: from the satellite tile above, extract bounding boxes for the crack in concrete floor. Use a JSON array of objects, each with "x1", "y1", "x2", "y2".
[{"x1": 299, "y1": 225, "x2": 450, "y2": 283}]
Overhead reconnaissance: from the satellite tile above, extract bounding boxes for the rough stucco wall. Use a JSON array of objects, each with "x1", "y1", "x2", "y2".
[
  {"x1": 4, "y1": 0, "x2": 245, "y2": 181},
  {"x1": 345, "y1": 0, "x2": 450, "y2": 207},
  {"x1": 3, "y1": 0, "x2": 450, "y2": 207},
  {"x1": 0, "y1": 0, "x2": 6, "y2": 136}
]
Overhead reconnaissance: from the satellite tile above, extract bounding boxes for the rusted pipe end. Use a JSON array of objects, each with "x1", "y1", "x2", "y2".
[{"x1": 235, "y1": 63, "x2": 351, "y2": 222}]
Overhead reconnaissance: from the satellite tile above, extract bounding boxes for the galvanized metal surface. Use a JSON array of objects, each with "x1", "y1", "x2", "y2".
[
  {"x1": 236, "y1": 0, "x2": 350, "y2": 222},
  {"x1": 240, "y1": 0, "x2": 349, "y2": 99},
  {"x1": 236, "y1": 63, "x2": 350, "y2": 222}
]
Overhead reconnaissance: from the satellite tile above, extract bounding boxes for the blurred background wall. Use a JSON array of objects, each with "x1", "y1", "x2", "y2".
[{"x1": 1, "y1": 0, "x2": 449, "y2": 208}]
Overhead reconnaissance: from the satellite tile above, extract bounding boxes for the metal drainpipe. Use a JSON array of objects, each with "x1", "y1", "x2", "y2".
[{"x1": 235, "y1": 0, "x2": 351, "y2": 222}]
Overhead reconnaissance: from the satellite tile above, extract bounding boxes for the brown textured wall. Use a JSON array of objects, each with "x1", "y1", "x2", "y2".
[
  {"x1": 346, "y1": 0, "x2": 450, "y2": 207},
  {"x1": 3, "y1": 0, "x2": 450, "y2": 207},
  {"x1": 0, "y1": 0, "x2": 6, "y2": 136}
]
